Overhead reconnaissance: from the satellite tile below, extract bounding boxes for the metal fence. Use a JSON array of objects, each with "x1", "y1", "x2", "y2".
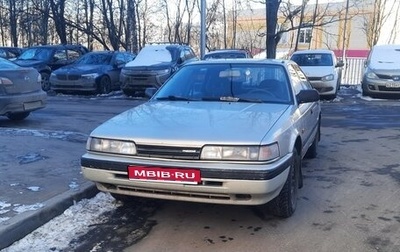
[{"x1": 340, "y1": 57, "x2": 366, "y2": 85}]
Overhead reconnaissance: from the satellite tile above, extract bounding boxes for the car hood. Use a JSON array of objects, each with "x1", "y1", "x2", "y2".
[
  {"x1": 124, "y1": 61, "x2": 173, "y2": 69},
  {"x1": 14, "y1": 59, "x2": 45, "y2": 67},
  {"x1": 299, "y1": 66, "x2": 335, "y2": 77},
  {"x1": 54, "y1": 65, "x2": 106, "y2": 74},
  {"x1": 90, "y1": 101, "x2": 290, "y2": 146}
]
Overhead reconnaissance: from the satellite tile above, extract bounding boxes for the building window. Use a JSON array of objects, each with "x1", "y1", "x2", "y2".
[{"x1": 299, "y1": 26, "x2": 312, "y2": 44}]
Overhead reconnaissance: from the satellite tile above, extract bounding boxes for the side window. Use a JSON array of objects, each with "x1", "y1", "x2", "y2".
[
  {"x1": 67, "y1": 50, "x2": 81, "y2": 60},
  {"x1": 115, "y1": 53, "x2": 125, "y2": 64},
  {"x1": 287, "y1": 64, "x2": 304, "y2": 95},
  {"x1": 184, "y1": 48, "x2": 194, "y2": 60},
  {"x1": 292, "y1": 64, "x2": 314, "y2": 90},
  {"x1": 0, "y1": 49, "x2": 6, "y2": 58},
  {"x1": 54, "y1": 49, "x2": 67, "y2": 61},
  {"x1": 124, "y1": 53, "x2": 135, "y2": 62},
  {"x1": 179, "y1": 49, "x2": 185, "y2": 62}
]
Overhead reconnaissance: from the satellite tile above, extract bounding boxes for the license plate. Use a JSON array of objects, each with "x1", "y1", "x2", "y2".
[
  {"x1": 128, "y1": 166, "x2": 201, "y2": 184},
  {"x1": 24, "y1": 101, "x2": 42, "y2": 110},
  {"x1": 385, "y1": 82, "x2": 400, "y2": 88}
]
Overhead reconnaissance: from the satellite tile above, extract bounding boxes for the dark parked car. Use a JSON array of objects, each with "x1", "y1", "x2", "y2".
[
  {"x1": 82, "y1": 59, "x2": 321, "y2": 218},
  {"x1": 0, "y1": 47, "x2": 22, "y2": 60},
  {"x1": 50, "y1": 51, "x2": 136, "y2": 94},
  {"x1": 0, "y1": 57, "x2": 47, "y2": 121},
  {"x1": 14, "y1": 44, "x2": 89, "y2": 91},
  {"x1": 203, "y1": 49, "x2": 252, "y2": 60},
  {"x1": 120, "y1": 43, "x2": 198, "y2": 96}
]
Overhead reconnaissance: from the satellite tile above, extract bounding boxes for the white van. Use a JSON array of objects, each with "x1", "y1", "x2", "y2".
[
  {"x1": 290, "y1": 49, "x2": 344, "y2": 100},
  {"x1": 361, "y1": 44, "x2": 400, "y2": 98}
]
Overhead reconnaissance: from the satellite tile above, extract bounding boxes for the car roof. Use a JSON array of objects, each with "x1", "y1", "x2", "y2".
[
  {"x1": 372, "y1": 44, "x2": 400, "y2": 50},
  {"x1": 191, "y1": 58, "x2": 288, "y2": 65},
  {"x1": 206, "y1": 49, "x2": 249, "y2": 55},
  {"x1": 292, "y1": 49, "x2": 334, "y2": 55}
]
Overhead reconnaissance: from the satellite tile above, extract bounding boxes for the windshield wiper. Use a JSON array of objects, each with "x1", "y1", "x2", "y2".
[
  {"x1": 220, "y1": 96, "x2": 263, "y2": 103},
  {"x1": 156, "y1": 96, "x2": 194, "y2": 101}
]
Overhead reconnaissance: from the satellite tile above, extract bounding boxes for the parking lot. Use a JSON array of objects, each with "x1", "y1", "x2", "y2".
[{"x1": 1, "y1": 87, "x2": 400, "y2": 251}]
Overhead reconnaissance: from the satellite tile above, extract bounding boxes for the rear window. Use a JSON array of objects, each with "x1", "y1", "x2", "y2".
[{"x1": 291, "y1": 53, "x2": 333, "y2": 67}]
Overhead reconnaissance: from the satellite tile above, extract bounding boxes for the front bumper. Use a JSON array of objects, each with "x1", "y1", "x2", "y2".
[
  {"x1": 50, "y1": 77, "x2": 97, "y2": 92},
  {"x1": 0, "y1": 91, "x2": 47, "y2": 115},
  {"x1": 362, "y1": 78, "x2": 400, "y2": 96},
  {"x1": 309, "y1": 79, "x2": 337, "y2": 95},
  {"x1": 81, "y1": 152, "x2": 293, "y2": 205},
  {"x1": 120, "y1": 72, "x2": 170, "y2": 92}
]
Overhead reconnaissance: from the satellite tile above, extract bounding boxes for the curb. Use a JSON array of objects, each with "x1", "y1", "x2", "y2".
[{"x1": 0, "y1": 182, "x2": 98, "y2": 250}]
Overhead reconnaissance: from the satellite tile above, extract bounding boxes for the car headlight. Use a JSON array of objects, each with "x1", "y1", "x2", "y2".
[
  {"x1": 82, "y1": 73, "x2": 100, "y2": 79},
  {"x1": 38, "y1": 74, "x2": 42, "y2": 83},
  {"x1": 86, "y1": 137, "x2": 137, "y2": 155},
  {"x1": 200, "y1": 143, "x2": 279, "y2": 161},
  {"x1": 321, "y1": 74, "x2": 334, "y2": 81},
  {"x1": 156, "y1": 68, "x2": 170, "y2": 74},
  {"x1": 0, "y1": 77, "x2": 13, "y2": 85},
  {"x1": 365, "y1": 70, "x2": 378, "y2": 79}
]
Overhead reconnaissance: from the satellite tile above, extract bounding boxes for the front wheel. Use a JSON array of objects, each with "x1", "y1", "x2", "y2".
[
  {"x1": 40, "y1": 72, "x2": 51, "y2": 91},
  {"x1": 266, "y1": 147, "x2": 301, "y2": 218},
  {"x1": 97, "y1": 76, "x2": 111, "y2": 94}
]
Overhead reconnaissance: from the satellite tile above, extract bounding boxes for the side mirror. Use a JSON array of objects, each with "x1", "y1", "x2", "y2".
[
  {"x1": 296, "y1": 89, "x2": 320, "y2": 104},
  {"x1": 336, "y1": 60, "x2": 344, "y2": 68},
  {"x1": 145, "y1": 87, "x2": 158, "y2": 98}
]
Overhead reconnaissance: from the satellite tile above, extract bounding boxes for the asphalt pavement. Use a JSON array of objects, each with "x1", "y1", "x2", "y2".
[
  {"x1": 0, "y1": 128, "x2": 98, "y2": 250},
  {"x1": 0, "y1": 86, "x2": 363, "y2": 250}
]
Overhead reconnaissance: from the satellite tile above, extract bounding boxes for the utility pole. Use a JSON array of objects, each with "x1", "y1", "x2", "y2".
[
  {"x1": 200, "y1": 0, "x2": 206, "y2": 59},
  {"x1": 341, "y1": 0, "x2": 350, "y2": 60}
]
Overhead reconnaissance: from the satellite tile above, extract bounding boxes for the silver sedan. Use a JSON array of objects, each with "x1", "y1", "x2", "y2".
[
  {"x1": 81, "y1": 59, "x2": 321, "y2": 218},
  {"x1": 0, "y1": 57, "x2": 46, "y2": 120}
]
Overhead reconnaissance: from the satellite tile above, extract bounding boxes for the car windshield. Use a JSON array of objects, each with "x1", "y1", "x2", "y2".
[
  {"x1": 154, "y1": 63, "x2": 292, "y2": 104},
  {"x1": 18, "y1": 48, "x2": 52, "y2": 61},
  {"x1": 75, "y1": 53, "x2": 112, "y2": 65},
  {"x1": 291, "y1": 53, "x2": 333, "y2": 66},
  {"x1": 132, "y1": 46, "x2": 174, "y2": 66},
  {"x1": 0, "y1": 57, "x2": 19, "y2": 69},
  {"x1": 204, "y1": 52, "x2": 247, "y2": 60}
]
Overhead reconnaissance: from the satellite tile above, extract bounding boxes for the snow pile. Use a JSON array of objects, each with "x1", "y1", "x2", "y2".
[{"x1": 3, "y1": 192, "x2": 119, "y2": 252}]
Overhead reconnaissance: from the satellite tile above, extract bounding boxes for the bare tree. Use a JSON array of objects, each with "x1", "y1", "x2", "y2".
[
  {"x1": 361, "y1": 0, "x2": 396, "y2": 48},
  {"x1": 50, "y1": 0, "x2": 67, "y2": 44}
]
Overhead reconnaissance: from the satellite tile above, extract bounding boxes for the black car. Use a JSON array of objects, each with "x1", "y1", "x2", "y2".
[
  {"x1": 119, "y1": 43, "x2": 198, "y2": 96},
  {"x1": 14, "y1": 44, "x2": 89, "y2": 91},
  {"x1": 203, "y1": 49, "x2": 252, "y2": 60},
  {"x1": 0, "y1": 47, "x2": 22, "y2": 60},
  {"x1": 50, "y1": 51, "x2": 136, "y2": 94}
]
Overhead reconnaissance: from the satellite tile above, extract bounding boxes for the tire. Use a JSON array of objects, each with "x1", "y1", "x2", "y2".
[
  {"x1": 7, "y1": 112, "x2": 30, "y2": 121},
  {"x1": 267, "y1": 147, "x2": 301, "y2": 218},
  {"x1": 97, "y1": 76, "x2": 111, "y2": 94},
  {"x1": 40, "y1": 72, "x2": 51, "y2": 91},
  {"x1": 305, "y1": 123, "x2": 320, "y2": 159}
]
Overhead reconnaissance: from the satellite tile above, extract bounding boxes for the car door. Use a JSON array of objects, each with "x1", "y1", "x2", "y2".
[
  {"x1": 288, "y1": 63, "x2": 320, "y2": 155},
  {"x1": 109, "y1": 52, "x2": 125, "y2": 87}
]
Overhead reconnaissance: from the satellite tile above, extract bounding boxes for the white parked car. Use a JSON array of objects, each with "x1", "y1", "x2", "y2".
[{"x1": 290, "y1": 49, "x2": 344, "y2": 99}]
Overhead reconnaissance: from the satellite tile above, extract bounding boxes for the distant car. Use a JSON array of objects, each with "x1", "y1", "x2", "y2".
[
  {"x1": 361, "y1": 44, "x2": 400, "y2": 98},
  {"x1": 0, "y1": 47, "x2": 22, "y2": 60},
  {"x1": 14, "y1": 44, "x2": 89, "y2": 91},
  {"x1": 81, "y1": 59, "x2": 321, "y2": 218},
  {"x1": 290, "y1": 49, "x2": 344, "y2": 99},
  {"x1": 50, "y1": 51, "x2": 136, "y2": 94},
  {"x1": 203, "y1": 49, "x2": 252, "y2": 60},
  {"x1": 120, "y1": 43, "x2": 198, "y2": 96},
  {"x1": 0, "y1": 57, "x2": 47, "y2": 121}
]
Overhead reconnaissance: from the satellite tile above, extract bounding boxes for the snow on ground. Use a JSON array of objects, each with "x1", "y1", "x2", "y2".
[{"x1": 2, "y1": 192, "x2": 120, "y2": 252}]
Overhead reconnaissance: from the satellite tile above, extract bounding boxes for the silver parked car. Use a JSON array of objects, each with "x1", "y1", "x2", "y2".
[
  {"x1": 0, "y1": 57, "x2": 47, "y2": 120},
  {"x1": 81, "y1": 59, "x2": 321, "y2": 218},
  {"x1": 361, "y1": 44, "x2": 400, "y2": 98}
]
